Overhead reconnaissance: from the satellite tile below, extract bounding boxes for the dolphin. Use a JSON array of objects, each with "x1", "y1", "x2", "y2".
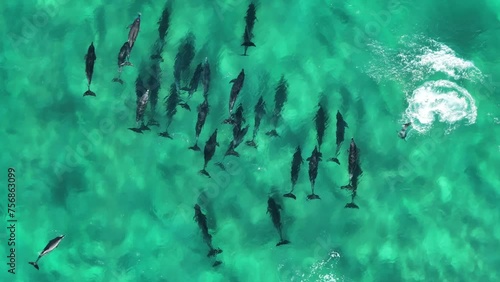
[
  {"x1": 267, "y1": 197, "x2": 291, "y2": 246},
  {"x1": 201, "y1": 58, "x2": 211, "y2": 98},
  {"x1": 283, "y1": 146, "x2": 304, "y2": 199},
  {"x1": 189, "y1": 98, "x2": 209, "y2": 151},
  {"x1": 199, "y1": 129, "x2": 219, "y2": 178},
  {"x1": 146, "y1": 48, "x2": 163, "y2": 127},
  {"x1": 127, "y1": 13, "x2": 141, "y2": 50},
  {"x1": 329, "y1": 110, "x2": 348, "y2": 164},
  {"x1": 224, "y1": 125, "x2": 249, "y2": 157},
  {"x1": 112, "y1": 41, "x2": 132, "y2": 84},
  {"x1": 341, "y1": 138, "x2": 363, "y2": 208},
  {"x1": 306, "y1": 146, "x2": 322, "y2": 200},
  {"x1": 129, "y1": 89, "x2": 150, "y2": 133},
  {"x1": 398, "y1": 122, "x2": 411, "y2": 140},
  {"x1": 173, "y1": 33, "x2": 196, "y2": 92},
  {"x1": 241, "y1": 3, "x2": 257, "y2": 56},
  {"x1": 194, "y1": 204, "x2": 222, "y2": 267},
  {"x1": 158, "y1": 4, "x2": 171, "y2": 41},
  {"x1": 224, "y1": 69, "x2": 245, "y2": 123},
  {"x1": 314, "y1": 103, "x2": 329, "y2": 151},
  {"x1": 29, "y1": 235, "x2": 65, "y2": 270},
  {"x1": 181, "y1": 62, "x2": 202, "y2": 98},
  {"x1": 246, "y1": 96, "x2": 266, "y2": 148},
  {"x1": 83, "y1": 42, "x2": 96, "y2": 96},
  {"x1": 266, "y1": 75, "x2": 288, "y2": 137},
  {"x1": 159, "y1": 84, "x2": 189, "y2": 139}
]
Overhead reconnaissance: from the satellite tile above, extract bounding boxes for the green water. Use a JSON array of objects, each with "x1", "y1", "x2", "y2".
[{"x1": 1, "y1": 0, "x2": 499, "y2": 281}]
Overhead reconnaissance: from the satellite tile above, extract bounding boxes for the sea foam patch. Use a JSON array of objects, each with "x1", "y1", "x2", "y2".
[{"x1": 367, "y1": 35, "x2": 481, "y2": 134}]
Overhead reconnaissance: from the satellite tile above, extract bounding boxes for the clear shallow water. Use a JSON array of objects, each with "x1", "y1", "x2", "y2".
[{"x1": 1, "y1": 0, "x2": 499, "y2": 281}]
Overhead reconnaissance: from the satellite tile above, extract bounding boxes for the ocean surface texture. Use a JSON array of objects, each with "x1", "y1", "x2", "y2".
[{"x1": 1, "y1": 0, "x2": 499, "y2": 281}]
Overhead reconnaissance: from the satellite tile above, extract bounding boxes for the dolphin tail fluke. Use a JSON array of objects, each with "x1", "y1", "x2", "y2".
[
  {"x1": 123, "y1": 62, "x2": 133, "y2": 67},
  {"x1": 242, "y1": 41, "x2": 256, "y2": 47},
  {"x1": 307, "y1": 194, "x2": 321, "y2": 200},
  {"x1": 245, "y1": 140, "x2": 257, "y2": 148},
  {"x1": 328, "y1": 157, "x2": 340, "y2": 165},
  {"x1": 199, "y1": 169, "x2": 211, "y2": 178},
  {"x1": 212, "y1": 261, "x2": 222, "y2": 267},
  {"x1": 345, "y1": 202, "x2": 359, "y2": 209},
  {"x1": 128, "y1": 127, "x2": 143, "y2": 134},
  {"x1": 83, "y1": 90, "x2": 96, "y2": 97},
  {"x1": 188, "y1": 144, "x2": 201, "y2": 151},
  {"x1": 265, "y1": 129, "x2": 279, "y2": 137},
  {"x1": 276, "y1": 240, "x2": 291, "y2": 247},
  {"x1": 225, "y1": 149, "x2": 240, "y2": 157},
  {"x1": 147, "y1": 119, "x2": 160, "y2": 127},
  {"x1": 159, "y1": 131, "x2": 173, "y2": 139},
  {"x1": 112, "y1": 78, "x2": 124, "y2": 85},
  {"x1": 283, "y1": 192, "x2": 296, "y2": 200},
  {"x1": 28, "y1": 261, "x2": 39, "y2": 270}
]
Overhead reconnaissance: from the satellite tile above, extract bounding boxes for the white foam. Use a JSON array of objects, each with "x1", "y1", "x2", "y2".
[{"x1": 405, "y1": 80, "x2": 477, "y2": 133}]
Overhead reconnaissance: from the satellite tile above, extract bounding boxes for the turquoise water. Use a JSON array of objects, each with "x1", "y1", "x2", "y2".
[{"x1": 1, "y1": 0, "x2": 500, "y2": 281}]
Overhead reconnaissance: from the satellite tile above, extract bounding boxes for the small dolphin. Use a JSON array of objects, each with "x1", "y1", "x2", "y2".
[
  {"x1": 283, "y1": 146, "x2": 304, "y2": 199},
  {"x1": 199, "y1": 129, "x2": 219, "y2": 178},
  {"x1": 29, "y1": 235, "x2": 65, "y2": 270},
  {"x1": 181, "y1": 62, "x2": 202, "y2": 98},
  {"x1": 194, "y1": 204, "x2": 223, "y2": 267},
  {"x1": 341, "y1": 138, "x2": 363, "y2": 208},
  {"x1": 201, "y1": 58, "x2": 211, "y2": 98},
  {"x1": 127, "y1": 13, "x2": 141, "y2": 50},
  {"x1": 159, "y1": 84, "x2": 189, "y2": 138},
  {"x1": 267, "y1": 197, "x2": 291, "y2": 246},
  {"x1": 241, "y1": 3, "x2": 257, "y2": 56},
  {"x1": 225, "y1": 69, "x2": 245, "y2": 122},
  {"x1": 224, "y1": 103, "x2": 245, "y2": 126},
  {"x1": 112, "y1": 42, "x2": 132, "y2": 84},
  {"x1": 329, "y1": 110, "x2": 348, "y2": 164},
  {"x1": 158, "y1": 3, "x2": 171, "y2": 41},
  {"x1": 173, "y1": 33, "x2": 196, "y2": 91},
  {"x1": 189, "y1": 98, "x2": 209, "y2": 151},
  {"x1": 246, "y1": 96, "x2": 266, "y2": 148},
  {"x1": 129, "y1": 89, "x2": 150, "y2": 133},
  {"x1": 306, "y1": 146, "x2": 322, "y2": 200},
  {"x1": 314, "y1": 103, "x2": 329, "y2": 151},
  {"x1": 266, "y1": 75, "x2": 288, "y2": 137},
  {"x1": 83, "y1": 42, "x2": 96, "y2": 96},
  {"x1": 145, "y1": 53, "x2": 162, "y2": 127},
  {"x1": 225, "y1": 125, "x2": 249, "y2": 157},
  {"x1": 398, "y1": 122, "x2": 411, "y2": 140}
]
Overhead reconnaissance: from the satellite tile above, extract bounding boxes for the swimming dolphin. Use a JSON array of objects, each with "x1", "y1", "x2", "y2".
[
  {"x1": 146, "y1": 49, "x2": 162, "y2": 127},
  {"x1": 398, "y1": 122, "x2": 411, "y2": 140},
  {"x1": 307, "y1": 146, "x2": 322, "y2": 200},
  {"x1": 127, "y1": 13, "x2": 141, "y2": 50},
  {"x1": 129, "y1": 89, "x2": 150, "y2": 133},
  {"x1": 267, "y1": 197, "x2": 291, "y2": 246},
  {"x1": 158, "y1": 4, "x2": 171, "y2": 41},
  {"x1": 159, "y1": 84, "x2": 189, "y2": 139},
  {"x1": 224, "y1": 124, "x2": 249, "y2": 157},
  {"x1": 201, "y1": 58, "x2": 211, "y2": 98},
  {"x1": 194, "y1": 204, "x2": 222, "y2": 267},
  {"x1": 29, "y1": 235, "x2": 65, "y2": 270},
  {"x1": 83, "y1": 42, "x2": 96, "y2": 96},
  {"x1": 266, "y1": 75, "x2": 288, "y2": 137},
  {"x1": 246, "y1": 96, "x2": 267, "y2": 148},
  {"x1": 329, "y1": 110, "x2": 348, "y2": 164},
  {"x1": 199, "y1": 129, "x2": 219, "y2": 178},
  {"x1": 112, "y1": 41, "x2": 132, "y2": 84},
  {"x1": 181, "y1": 62, "x2": 202, "y2": 98},
  {"x1": 341, "y1": 138, "x2": 363, "y2": 208},
  {"x1": 189, "y1": 98, "x2": 209, "y2": 151},
  {"x1": 224, "y1": 69, "x2": 245, "y2": 123},
  {"x1": 283, "y1": 146, "x2": 304, "y2": 199},
  {"x1": 173, "y1": 33, "x2": 196, "y2": 92},
  {"x1": 314, "y1": 103, "x2": 329, "y2": 151},
  {"x1": 241, "y1": 3, "x2": 257, "y2": 56}
]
